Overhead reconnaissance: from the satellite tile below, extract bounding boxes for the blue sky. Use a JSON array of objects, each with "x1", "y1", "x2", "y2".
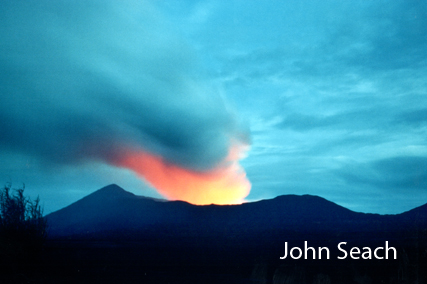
[{"x1": 1, "y1": 0, "x2": 426, "y2": 214}]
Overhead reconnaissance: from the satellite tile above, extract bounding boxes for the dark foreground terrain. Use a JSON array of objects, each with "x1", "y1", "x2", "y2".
[
  {"x1": 2, "y1": 231, "x2": 426, "y2": 284},
  {"x1": 1, "y1": 184, "x2": 427, "y2": 283}
]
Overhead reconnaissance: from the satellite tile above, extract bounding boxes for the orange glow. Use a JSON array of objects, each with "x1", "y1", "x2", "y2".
[{"x1": 114, "y1": 145, "x2": 251, "y2": 205}]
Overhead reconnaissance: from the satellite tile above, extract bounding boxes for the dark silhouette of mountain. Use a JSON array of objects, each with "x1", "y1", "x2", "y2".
[
  {"x1": 46, "y1": 184, "x2": 193, "y2": 237},
  {"x1": 45, "y1": 184, "x2": 423, "y2": 241},
  {"x1": 399, "y1": 202, "x2": 427, "y2": 222},
  {"x1": 13, "y1": 184, "x2": 427, "y2": 284}
]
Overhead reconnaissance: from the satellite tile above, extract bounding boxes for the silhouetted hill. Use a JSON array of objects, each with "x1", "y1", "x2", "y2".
[
  {"x1": 46, "y1": 184, "x2": 193, "y2": 237},
  {"x1": 46, "y1": 184, "x2": 424, "y2": 242},
  {"x1": 21, "y1": 185, "x2": 427, "y2": 284},
  {"x1": 400, "y1": 202, "x2": 427, "y2": 221}
]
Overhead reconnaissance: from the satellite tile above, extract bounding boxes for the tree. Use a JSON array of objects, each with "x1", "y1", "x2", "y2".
[{"x1": 0, "y1": 183, "x2": 47, "y2": 261}]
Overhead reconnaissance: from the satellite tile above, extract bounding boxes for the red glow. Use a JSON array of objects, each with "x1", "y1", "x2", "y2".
[{"x1": 114, "y1": 145, "x2": 251, "y2": 205}]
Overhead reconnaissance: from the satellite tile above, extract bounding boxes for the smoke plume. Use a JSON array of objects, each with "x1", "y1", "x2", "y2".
[{"x1": 0, "y1": 1, "x2": 251, "y2": 203}]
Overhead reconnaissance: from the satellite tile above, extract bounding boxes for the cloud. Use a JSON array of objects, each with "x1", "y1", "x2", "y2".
[
  {"x1": 394, "y1": 108, "x2": 427, "y2": 127},
  {"x1": 277, "y1": 106, "x2": 397, "y2": 132},
  {"x1": 213, "y1": 0, "x2": 427, "y2": 87},
  {"x1": 0, "y1": 1, "x2": 249, "y2": 182},
  {"x1": 336, "y1": 156, "x2": 427, "y2": 191}
]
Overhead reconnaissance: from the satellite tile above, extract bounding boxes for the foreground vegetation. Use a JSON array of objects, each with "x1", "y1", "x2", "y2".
[{"x1": 0, "y1": 183, "x2": 47, "y2": 264}]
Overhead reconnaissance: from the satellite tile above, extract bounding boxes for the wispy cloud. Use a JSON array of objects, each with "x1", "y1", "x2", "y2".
[{"x1": 337, "y1": 156, "x2": 427, "y2": 190}]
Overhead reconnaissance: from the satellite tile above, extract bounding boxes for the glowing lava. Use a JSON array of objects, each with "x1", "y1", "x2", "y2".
[{"x1": 114, "y1": 145, "x2": 251, "y2": 205}]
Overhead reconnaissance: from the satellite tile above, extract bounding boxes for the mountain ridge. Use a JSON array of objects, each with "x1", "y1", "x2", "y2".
[{"x1": 45, "y1": 184, "x2": 427, "y2": 241}]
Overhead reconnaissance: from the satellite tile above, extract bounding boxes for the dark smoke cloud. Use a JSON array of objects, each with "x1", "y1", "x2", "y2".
[{"x1": 0, "y1": 1, "x2": 249, "y2": 171}]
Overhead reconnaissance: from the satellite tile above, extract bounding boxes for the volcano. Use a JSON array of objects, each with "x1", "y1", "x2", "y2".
[{"x1": 45, "y1": 184, "x2": 426, "y2": 243}]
